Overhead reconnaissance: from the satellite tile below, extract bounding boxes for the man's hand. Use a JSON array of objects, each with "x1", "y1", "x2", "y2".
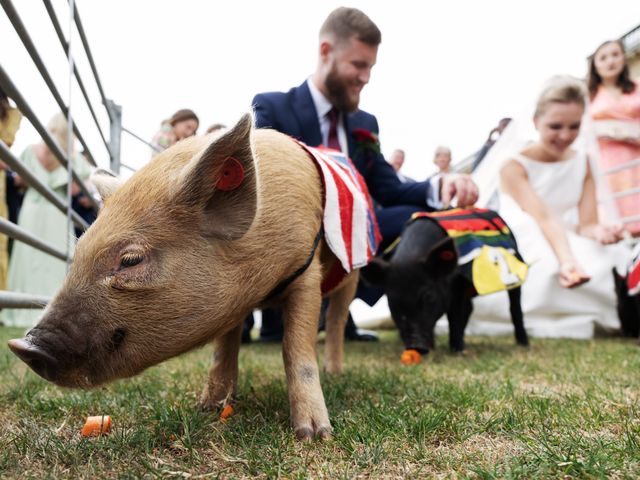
[{"x1": 440, "y1": 173, "x2": 479, "y2": 208}]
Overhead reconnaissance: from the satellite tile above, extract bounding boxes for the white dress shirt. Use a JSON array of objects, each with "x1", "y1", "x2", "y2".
[
  {"x1": 306, "y1": 78, "x2": 442, "y2": 208},
  {"x1": 307, "y1": 78, "x2": 349, "y2": 155}
]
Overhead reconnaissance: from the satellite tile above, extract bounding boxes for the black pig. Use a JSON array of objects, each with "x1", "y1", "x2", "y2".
[
  {"x1": 613, "y1": 242, "x2": 640, "y2": 337},
  {"x1": 362, "y1": 209, "x2": 529, "y2": 356}
]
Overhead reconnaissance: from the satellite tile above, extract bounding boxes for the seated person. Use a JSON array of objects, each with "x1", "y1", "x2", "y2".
[{"x1": 471, "y1": 76, "x2": 630, "y2": 339}]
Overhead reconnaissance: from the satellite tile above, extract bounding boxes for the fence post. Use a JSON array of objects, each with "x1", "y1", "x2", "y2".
[{"x1": 106, "y1": 98, "x2": 122, "y2": 174}]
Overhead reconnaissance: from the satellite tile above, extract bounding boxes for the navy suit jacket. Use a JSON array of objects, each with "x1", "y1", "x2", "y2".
[{"x1": 251, "y1": 81, "x2": 432, "y2": 209}]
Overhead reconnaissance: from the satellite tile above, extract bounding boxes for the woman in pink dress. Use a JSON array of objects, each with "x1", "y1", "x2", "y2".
[{"x1": 588, "y1": 40, "x2": 640, "y2": 236}]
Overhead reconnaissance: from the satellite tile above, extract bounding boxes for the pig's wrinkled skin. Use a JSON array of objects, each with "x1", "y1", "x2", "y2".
[{"x1": 8, "y1": 113, "x2": 358, "y2": 440}]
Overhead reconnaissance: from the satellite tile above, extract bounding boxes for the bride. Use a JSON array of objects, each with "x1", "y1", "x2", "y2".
[{"x1": 469, "y1": 76, "x2": 631, "y2": 339}]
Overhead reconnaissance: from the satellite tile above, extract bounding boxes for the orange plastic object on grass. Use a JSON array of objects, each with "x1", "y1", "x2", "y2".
[
  {"x1": 220, "y1": 405, "x2": 234, "y2": 423},
  {"x1": 400, "y1": 349, "x2": 422, "y2": 365},
  {"x1": 81, "y1": 415, "x2": 112, "y2": 437}
]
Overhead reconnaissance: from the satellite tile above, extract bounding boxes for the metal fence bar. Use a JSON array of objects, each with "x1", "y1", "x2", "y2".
[
  {"x1": 69, "y1": 1, "x2": 108, "y2": 111},
  {"x1": 41, "y1": 0, "x2": 110, "y2": 156},
  {"x1": 105, "y1": 99, "x2": 122, "y2": 172},
  {"x1": 65, "y1": 0, "x2": 75, "y2": 268},
  {"x1": 0, "y1": 291, "x2": 49, "y2": 309},
  {"x1": 0, "y1": 65, "x2": 100, "y2": 213},
  {"x1": 603, "y1": 158, "x2": 640, "y2": 175},
  {"x1": 62, "y1": 0, "x2": 122, "y2": 171},
  {"x1": 0, "y1": 140, "x2": 88, "y2": 230},
  {"x1": 123, "y1": 127, "x2": 161, "y2": 152},
  {"x1": 0, "y1": 218, "x2": 70, "y2": 262},
  {"x1": 612, "y1": 187, "x2": 640, "y2": 199},
  {"x1": 1, "y1": 0, "x2": 98, "y2": 168}
]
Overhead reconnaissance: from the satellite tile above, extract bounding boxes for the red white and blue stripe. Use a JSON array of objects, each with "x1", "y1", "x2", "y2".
[{"x1": 297, "y1": 141, "x2": 381, "y2": 272}]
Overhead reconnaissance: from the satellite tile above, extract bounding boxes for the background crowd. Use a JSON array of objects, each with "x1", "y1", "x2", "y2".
[{"x1": 0, "y1": 8, "x2": 638, "y2": 344}]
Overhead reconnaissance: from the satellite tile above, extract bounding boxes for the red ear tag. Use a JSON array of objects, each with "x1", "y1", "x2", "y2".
[
  {"x1": 216, "y1": 157, "x2": 244, "y2": 191},
  {"x1": 440, "y1": 250, "x2": 455, "y2": 261}
]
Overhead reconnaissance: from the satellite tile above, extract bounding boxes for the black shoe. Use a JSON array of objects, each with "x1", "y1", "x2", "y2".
[{"x1": 345, "y1": 328, "x2": 379, "y2": 342}]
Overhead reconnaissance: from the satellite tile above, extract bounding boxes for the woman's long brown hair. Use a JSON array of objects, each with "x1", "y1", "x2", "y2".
[{"x1": 587, "y1": 40, "x2": 636, "y2": 100}]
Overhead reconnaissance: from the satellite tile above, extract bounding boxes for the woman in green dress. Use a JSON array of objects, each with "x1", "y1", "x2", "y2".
[{"x1": 2, "y1": 113, "x2": 92, "y2": 327}]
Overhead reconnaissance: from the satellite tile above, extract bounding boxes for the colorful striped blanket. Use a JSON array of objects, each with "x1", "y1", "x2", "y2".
[
  {"x1": 297, "y1": 142, "x2": 381, "y2": 276},
  {"x1": 409, "y1": 208, "x2": 528, "y2": 296}
]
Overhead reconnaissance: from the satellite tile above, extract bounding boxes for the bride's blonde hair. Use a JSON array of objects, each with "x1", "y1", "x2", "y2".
[{"x1": 534, "y1": 76, "x2": 587, "y2": 118}]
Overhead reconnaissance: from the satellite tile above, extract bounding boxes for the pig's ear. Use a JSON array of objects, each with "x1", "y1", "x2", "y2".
[
  {"x1": 360, "y1": 258, "x2": 390, "y2": 286},
  {"x1": 177, "y1": 112, "x2": 257, "y2": 240},
  {"x1": 91, "y1": 169, "x2": 125, "y2": 202},
  {"x1": 423, "y1": 237, "x2": 458, "y2": 277}
]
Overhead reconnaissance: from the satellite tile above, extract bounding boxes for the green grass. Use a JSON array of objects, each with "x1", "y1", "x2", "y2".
[{"x1": 1, "y1": 327, "x2": 639, "y2": 478}]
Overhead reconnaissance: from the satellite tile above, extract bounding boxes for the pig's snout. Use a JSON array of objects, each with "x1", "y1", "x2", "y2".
[
  {"x1": 406, "y1": 340, "x2": 430, "y2": 355},
  {"x1": 398, "y1": 328, "x2": 431, "y2": 355},
  {"x1": 394, "y1": 313, "x2": 432, "y2": 355},
  {"x1": 8, "y1": 320, "x2": 128, "y2": 387},
  {"x1": 404, "y1": 323, "x2": 432, "y2": 355},
  {"x1": 8, "y1": 338, "x2": 60, "y2": 382}
]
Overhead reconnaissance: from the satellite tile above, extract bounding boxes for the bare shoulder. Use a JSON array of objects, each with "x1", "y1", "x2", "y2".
[{"x1": 500, "y1": 158, "x2": 527, "y2": 179}]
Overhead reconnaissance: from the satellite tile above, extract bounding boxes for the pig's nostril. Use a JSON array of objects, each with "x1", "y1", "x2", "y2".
[
  {"x1": 108, "y1": 329, "x2": 126, "y2": 353},
  {"x1": 8, "y1": 338, "x2": 59, "y2": 381}
]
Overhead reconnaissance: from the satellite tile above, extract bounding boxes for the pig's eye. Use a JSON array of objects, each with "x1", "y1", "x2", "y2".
[
  {"x1": 108, "y1": 328, "x2": 127, "y2": 353},
  {"x1": 120, "y1": 253, "x2": 144, "y2": 269}
]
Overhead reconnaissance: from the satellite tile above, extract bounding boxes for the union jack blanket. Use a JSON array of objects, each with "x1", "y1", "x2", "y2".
[{"x1": 297, "y1": 141, "x2": 381, "y2": 275}]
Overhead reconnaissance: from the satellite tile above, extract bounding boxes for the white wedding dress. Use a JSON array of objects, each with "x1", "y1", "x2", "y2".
[{"x1": 468, "y1": 151, "x2": 631, "y2": 339}]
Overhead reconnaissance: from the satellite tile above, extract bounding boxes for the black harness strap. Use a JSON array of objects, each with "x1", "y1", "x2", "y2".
[{"x1": 264, "y1": 227, "x2": 324, "y2": 302}]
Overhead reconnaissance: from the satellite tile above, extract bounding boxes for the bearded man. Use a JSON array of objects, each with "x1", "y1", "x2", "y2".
[{"x1": 247, "y1": 7, "x2": 478, "y2": 342}]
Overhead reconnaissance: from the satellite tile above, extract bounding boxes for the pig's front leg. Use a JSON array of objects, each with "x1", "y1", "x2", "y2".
[
  {"x1": 282, "y1": 261, "x2": 331, "y2": 441},
  {"x1": 198, "y1": 322, "x2": 243, "y2": 410},
  {"x1": 324, "y1": 271, "x2": 359, "y2": 374}
]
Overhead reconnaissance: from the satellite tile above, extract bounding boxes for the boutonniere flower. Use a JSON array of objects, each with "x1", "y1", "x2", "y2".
[{"x1": 352, "y1": 128, "x2": 381, "y2": 154}]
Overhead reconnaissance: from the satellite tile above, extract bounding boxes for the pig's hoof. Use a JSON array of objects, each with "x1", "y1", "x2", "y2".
[
  {"x1": 294, "y1": 426, "x2": 332, "y2": 441},
  {"x1": 295, "y1": 427, "x2": 314, "y2": 441},
  {"x1": 197, "y1": 400, "x2": 217, "y2": 412},
  {"x1": 198, "y1": 387, "x2": 234, "y2": 412},
  {"x1": 197, "y1": 394, "x2": 224, "y2": 412}
]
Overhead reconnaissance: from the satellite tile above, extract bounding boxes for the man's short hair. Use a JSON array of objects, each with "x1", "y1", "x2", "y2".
[{"x1": 320, "y1": 7, "x2": 381, "y2": 46}]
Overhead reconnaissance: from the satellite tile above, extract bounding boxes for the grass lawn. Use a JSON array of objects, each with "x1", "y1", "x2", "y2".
[{"x1": 0, "y1": 326, "x2": 639, "y2": 479}]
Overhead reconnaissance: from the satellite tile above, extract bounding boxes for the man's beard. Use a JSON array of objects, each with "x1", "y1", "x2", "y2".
[{"x1": 325, "y1": 64, "x2": 360, "y2": 113}]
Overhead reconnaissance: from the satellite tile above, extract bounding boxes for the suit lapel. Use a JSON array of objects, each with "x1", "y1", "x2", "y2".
[{"x1": 292, "y1": 81, "x2": 323, "y2": 147}]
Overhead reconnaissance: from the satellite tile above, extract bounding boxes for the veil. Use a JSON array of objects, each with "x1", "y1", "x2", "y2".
[{"x1": 471, "y1": 77, "x2": 619, "y2": 224}]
